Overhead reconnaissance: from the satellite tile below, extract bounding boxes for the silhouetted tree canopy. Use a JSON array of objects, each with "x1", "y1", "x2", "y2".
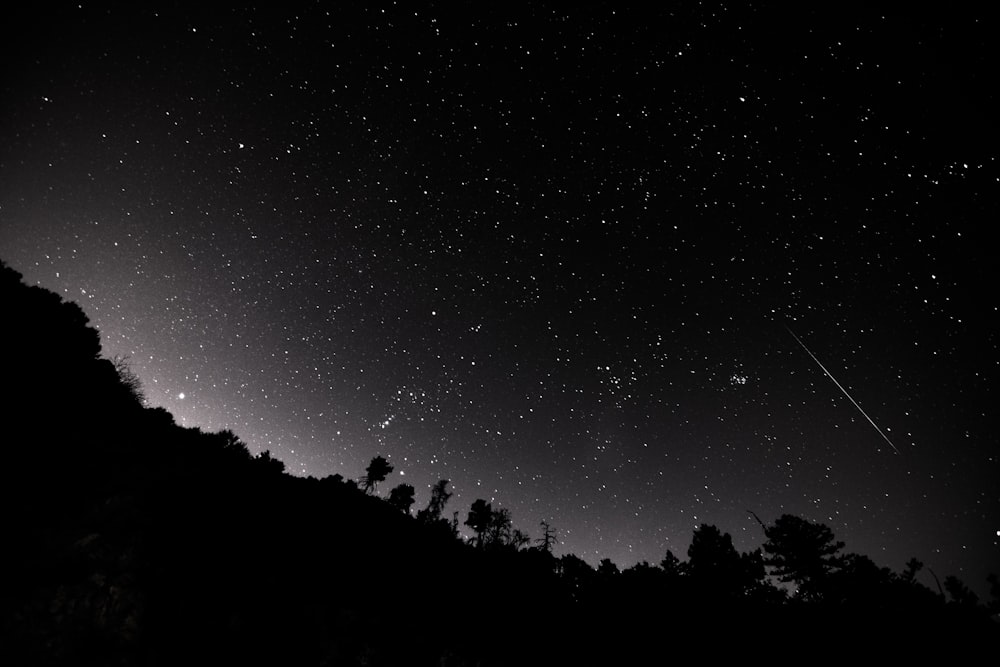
[
  {"x1": 945, "y1": 575, "x2": 980, "y2": 607},
  {"x1": 361, "y1": 455, "x2": 393, "y2": 494},
  {"x1": 387, "y1": 483, "x2": 416, "y2": 514},
  {"x1": 597, "y1": 558, "x2": 619, "y2": 577},
  {"x1": 686, "y1": 524, "x2": 767, "y2": 599},
  {"x1": 688, "y1": 524, "x2": 740, "y2": 578},
  {"x1": 762, "y1": 514, "x2": 845, "y2": 599},
  {"x1": 417, "y1": 479, "x2": 452, "y2": 524},
  {"x1": 988, "y1": 573, "x2": 1000, "y2": 614},
  {"x1": 466, "y1": 499, "x2": 492, "y2": 548},
  {"x1": 660, "y1": 550, "x2": 684, "y2": 578},
  {"x1": 255, "y1": 449, "x2": 286, "y2": 475},
  {"x1": 902, "y1": 557, "x2": 924, "y2": 583}
]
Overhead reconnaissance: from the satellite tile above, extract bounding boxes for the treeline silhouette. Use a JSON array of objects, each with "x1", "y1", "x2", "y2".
[{"x1": 0, "y1": 260, "x2": 996, "y2": 665}]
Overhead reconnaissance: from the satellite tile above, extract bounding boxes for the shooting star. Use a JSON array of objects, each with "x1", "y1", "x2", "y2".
[{"x1": 785, "y1": 326, "x2": 901, "y2": 455}]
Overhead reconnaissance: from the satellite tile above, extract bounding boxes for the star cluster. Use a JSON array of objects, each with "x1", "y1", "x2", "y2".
[{"x1": 1, "y1": 4, "x2": 996, "y2": 589}]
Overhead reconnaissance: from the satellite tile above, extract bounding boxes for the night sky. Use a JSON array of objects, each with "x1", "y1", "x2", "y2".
[{"x1": 2, "y1": 5, "x2": 996, "y2": 590}]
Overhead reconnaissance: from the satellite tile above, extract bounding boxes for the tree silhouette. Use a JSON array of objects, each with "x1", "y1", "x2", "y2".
[
  {"x1": 902, "y1": 557, "x2": 924, "y2": 583},
  {"x1": 362, "y1": 455, "x2": 393, "y2": 495},
  {"x1": 254, "y1": 450, "x2": 286, "y2": 475},
  {"x1": 597, "y1": 558, "x2": 619, "y2": 576},
  {"x1": 462, "y1": 502, "x2": 530, "y2": 550},
  {"x1": 688, "y1": 524, "x2": 739, "y2": 577},
  {"x1": 537, "y1": 520, "x2": 557, "y2": 553},
  {"x1": 944, "y1": 575, "x2": 979, "y2": 607},
  {"x1": 761, "y1": 514, "x2": 844, "y2": 599},
  {"x1": 509, "y1": 528, "x2": 531, "y2": 550},
  {"x1": 687, "y1": 524, "x2": 753, "y2": 598},
  {"x1": 387, "y1": 483, "x2": 415, "y2": 514},
  {"x1": 987, "y1": 573, "x2": 1000, "y2": 614},
  {"x1": 465, "y1": 499, "x2": 492, "y2": 548},
  {"x1": 484, "y1": 506, "x2": 514, "y2": 549},
  {"x1": 738, "y1": 548, "x2": 772, "y2": 600},
  {"x1": 209, "y1": 429, "x2": 252, "y2": 466},
  {"x1": 555, "y1": 553, "x2": 596, "y2": 605},
  {"x1": 417, "y1": 479, "x2": 452, "y2": 523},
  {"x1": 660, "y1": 550, "x2": 684, "y2": 579}
]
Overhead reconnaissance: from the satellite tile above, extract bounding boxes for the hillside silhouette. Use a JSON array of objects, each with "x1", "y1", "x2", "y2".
[{"x1": 0, "y1": 260, "x2": 996, "y2": 665}]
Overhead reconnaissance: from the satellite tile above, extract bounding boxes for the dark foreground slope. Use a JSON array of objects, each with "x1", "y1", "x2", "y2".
[{"x1": 0, "y1": 261, "x2": 996, "y2": 665}]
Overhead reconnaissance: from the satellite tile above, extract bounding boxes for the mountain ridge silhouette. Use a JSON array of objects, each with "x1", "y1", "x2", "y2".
[{"x1": 0, "y1": 259, "x2": 995, "y2": 665}]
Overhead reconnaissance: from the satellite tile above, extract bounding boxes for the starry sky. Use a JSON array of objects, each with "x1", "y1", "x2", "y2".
[{"x1": 1, "y1": 4, "x2": 996, "y2": 590}]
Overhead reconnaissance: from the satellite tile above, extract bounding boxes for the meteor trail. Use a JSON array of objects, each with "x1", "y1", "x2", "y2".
[{"x1": 785, "y1": 326, "x2": 901, "y2": 455}]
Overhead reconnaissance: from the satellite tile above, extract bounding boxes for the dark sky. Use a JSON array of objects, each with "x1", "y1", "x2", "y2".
[{"x1": 1, "y1": 4, "x2": 996, "y2": 590}]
